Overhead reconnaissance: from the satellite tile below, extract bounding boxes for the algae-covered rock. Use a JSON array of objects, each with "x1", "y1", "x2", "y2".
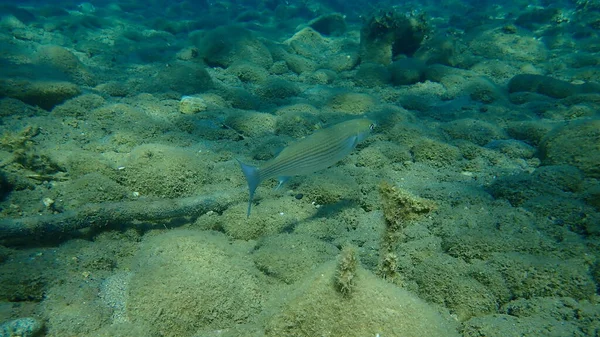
[
  {"x1": 487, "y1": 253, "x2": 596, "y2": 300},
  {"x1": 139, "y1": 61, "x2": 213, "y2": 95},
  {"x1": 411, "y1": 138, "x2": 462, "y2": 167},
  {"x1": 355, "y1": 141, "x2": 409, "y2": 168},
  {"x1": 306, "y1": 68, "x2": 337, "y2": 84},
  {"x1": 224, "y1": 111, "x2": 276, "y2": 137},
  {"x1": 506, "y1": 120, "x2": 553, "y2": 146},
  {"x1": 333, "y1": 245, "x2": 358, "y2": 297},
  {"x1": 264, "y1": 261, "x2": 459, "y2": 337},
  {"x1": 412, "y1": 253, "x2": 499, "y2": 321},
  {"x1": 538, "y1": 119, "x2": 600, "y2": 177},
  {"x1": 226, "y1": 61, "x2": 269, "y2": 83},
  {"x1": 127, "y1": 230, "x2": 263, "y2": 337},
  {"x1": 509, "y1": 74, "x2": 600, "y2": 100},
  {"x1": 0, "y1": 78, "x2": 81, "y2": 110},
  {"x1": 283, "y1": 27, "x2": 331, "y2": 60},
  {"x1": 325, "y1": 92, "x2": 377, "y2": 115},
  {"x1": 308, "y1": 13, "x2": 347, "y2": 36},
  {"x1": 178, "y1": 95, "x2": 208, "y2": 114},
  {"x1": 51, "y1": 93, "x2": 106, "y2": 117},
  {"x1": 58, "y1": 172, "x2": 129, "y2": 209},
  {"x1": 515, "y1": 7, "x2": 561, "y2": 30},
  {"x1": 252, "y1": 233, "x2": 339, "y2": 284},
  {"x1": 442, "y1": 118, "x2": 508, "y2": 146},
  {"x1": 0, "y1": 97, "x2": 43, "y2": 117},
  {"x1": 299, "y1": 170, "x2": 360, "y2": 205},
  {"x1": 255, "y1": 78, "x2": 300, "y2": 102},
  {"x1": 462, "y1": 297, "x2": 588, "y2": 337},
  {"x1": 94, "y1": 81, "x2": 130, "y2": 97},
  {"x1": 225, "y1": 87, "x2": 260, "y2": 110},
  {"x1": 274, "y1": 103, "x2": 320, "y2": 138},
  {"x1": 389, "y1": 58, "x2": 425, "y2": 85},
  {"x1": 354, "y1": 62, "x2": 390, "y2": 87},
  {"x1": 0, "y1": 248, "x2": 57, "y2": 302},
  {"x1": 281, "y1": 53, "x2": 318, "y2": 74},
  {"x1": 114, "y1": 144, "x2": 215, "y2": 198},
  {"x1": 469, "y1": 29, "x2": 548, "y2": 63},
  {"x1": 487, "y1": 171, "x2": 566, "y2": 207},
  {"x1": 34, "y1": 45, "x2": 96, "y2": 86},
  {"x1": 359, "y1": 10, "x2": 429, "y2": 65},
  {"x1": 0, "y1": 317, "x2": 43, "y2": 337},
  {"x1": 484, "y1": 139, "x2": 536, "y2": 159},
  {"x1": 508, "y1": 74, "x2": 580, "y2": 98},
  {"x1": 195, "y1": 26, "x2": 273, "y2": 68},
  {"x1": 214, "y1": 196, "x2": 315, "y2": 240}
]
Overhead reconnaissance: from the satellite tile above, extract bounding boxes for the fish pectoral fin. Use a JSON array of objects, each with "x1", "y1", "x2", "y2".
[{"x1": 275, "y1": 176, "x2": 290, "y2": 190}]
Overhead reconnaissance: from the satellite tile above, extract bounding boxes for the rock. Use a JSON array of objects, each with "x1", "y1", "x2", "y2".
[
  {"x1": 539, "y1": 119, "x2": 600, "y2": 177},
  {"x1": 508, "y1": 74, "x2": 600, "y2": 98},
  {"x1": 178, "y1": 95, "x2": 208, "y2": 114},
  {"x1": 51, "y1": 93, "x2": 105, "y2": 117},
  {"x1": 488, "y1": 171, "x2": 568, "y2": 206},
  {"x1": 195, "y1": 26, "x2": 273, "y2": 68},
  {"x1": 34, "y1": 45, "x2": 95, "y2": 86},
  {"x1": 509, "y1": 74, "x2": 578, "y2": 98},
  {"x1": 127, "y1": 230, "x2": 263, "y2": 337},
  {"x1": 355, "y1": 63, "x2": 390, "y2": 87},
  {"x1": 224, "y1": 111, "x2": 276, "y2": 137},
  {"x1": 389, "y1": 58, "x2": 425, "y2": 85},
  {"x1": 515, "y1": 8, "x2": 561, "y2": 30},
  {"x1": 139, "y1": 61, "x2": 213, "y2": 95},
  {"x1": 282, "y1": 53, "x2": 318, "y2": 74},
  {"x1": 255, "y1": 78, "x2": 300, "y2": 102},
  {"x1": 0, "y1": 5, "x2": 35, "y2": 24},
  {"x1": 359, "y1": 10, "x2": 429, "y2": 65},
  {"x1": 325, "y1": 92, "x2": 377, "y2": 115},
  {"x1": 469, "y1": 29, "x2": 548, "y2": 63},
  {"x1": 0, "y1": 78, "x2": 81, "y2": 110},
  {"x1": 252, "y1": 234, "x2": 339, "y2": 284},
  {"x1": 0, "y1": 97, "x2": 43, "y2": 117},
  {"x1": 411, "y1": 138, "x2": 462, "y2": 167},
  {"x1": 584, "y1": 184, "x2": 600, "y2": 210},
  {"x1": 284, "y1": 27, "x2": 331, "y2": 59},
  {"x1": 308, "y1": 13, "x2": 347, "y2": 36},
  {"x1": 226, "y1": 61, "x2": 268, "y2": 83},
  {"x1": 264, "y1": 261, "x2": 460, "y2": 337},
  {"x1": 95, "y1": 81, "x2": 130, "y2": 97},
  {"x1": 484, "y1": 139, "x2": 536, "y2": 159},
  {"x1": 0, "y1": 317, "x2": 43, "y2": 337},
  {"x1": 442, "y1": 118, "x2": 508, "y2": 146}
]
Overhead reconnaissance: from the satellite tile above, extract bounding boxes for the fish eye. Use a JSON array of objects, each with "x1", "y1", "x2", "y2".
[{"x1": 369, "y1": 123, "x2": 376, "y2": 130}]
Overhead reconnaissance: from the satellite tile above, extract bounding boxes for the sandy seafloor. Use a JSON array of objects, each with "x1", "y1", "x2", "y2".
[{"x1": 0, "y1": 0, "x2": 600, "y2": 336}]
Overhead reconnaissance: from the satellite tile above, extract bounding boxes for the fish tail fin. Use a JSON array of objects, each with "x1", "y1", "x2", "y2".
[{"x1": 237, "y1": 159, "x2": 260, "y2": 217}]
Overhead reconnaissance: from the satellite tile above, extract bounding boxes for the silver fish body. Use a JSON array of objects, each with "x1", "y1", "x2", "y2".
[{"x1": 238, "y1": 118, "x2": 375, "y2": 216}]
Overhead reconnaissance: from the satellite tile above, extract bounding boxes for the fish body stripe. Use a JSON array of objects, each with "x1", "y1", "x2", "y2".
[
  {"x1": 239, "y1": 118, "x2": 374, "y2": 216},
  {"x1": 260, "y1": 132, "x2": 358, "y2": 180}
]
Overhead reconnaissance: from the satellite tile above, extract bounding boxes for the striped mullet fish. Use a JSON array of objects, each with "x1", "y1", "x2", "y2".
[{"x1": 238, "y1": 118, "x2": 375, "y2": 216}]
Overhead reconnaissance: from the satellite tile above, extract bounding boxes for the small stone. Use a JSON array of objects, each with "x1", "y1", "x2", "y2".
[
  {"x1": 178, "y1": 95, "x2": 208, "y2": 114},
  {"x1": 42, "y1": 197, "x2": 54, "y2": 208},
  {"x1": 294, "y1": 193, "x2": 304, "y2": 200}
]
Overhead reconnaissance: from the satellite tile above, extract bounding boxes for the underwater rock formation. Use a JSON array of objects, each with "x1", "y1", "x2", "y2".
[
  {"x1": 359, "y1": 9, "x2": 429, "y2": 65},
  {"x1": 264, "y1": 260, "x2": 459, "y2": 337},
  {"x1": 378, "y1": 181, "x2": 436, "y2": 283}
]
